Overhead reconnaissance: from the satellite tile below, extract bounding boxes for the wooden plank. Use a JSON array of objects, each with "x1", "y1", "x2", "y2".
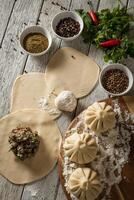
[
  {"x1": 21, "y1": 1, "x2": 72, "y2": 200},
  {"x1": 122, "y1": 0, "x2": 134, "y2": 95},
  {"x1": 127, "y1": 0, "x2": 134, "y2": 14},
  {"x1": 57, "y1": 0, "x2": 129, "y2": 199},
  {"x1": 0, "y1": 1, "x2": 133, "y2": 200},
  {"x1": 99, "y1": 0, "x2": 127, "y2": 10},
  {"x1": 0, "y1": 176, "x2": 23, "y2": 200},
  {"x1": 61, "y1": 0, "x2": 99, "y2": 54},
  {"x1": 56, "y1": 184, "x2": 67, "y2": 200},
  {"x1": 56, "y1": 1, "x2": 100, "y2": 199},
  {"x1": 24, "y1": 0, "x2": 99, "y2": 73},
  {"x1": 21, "y1": 165, "x2": 59, "y2": 200},
  {"x1": 0, "y1": 0, "x2": 43, "y2": 118},
  {"x1": 56, "y1": 0, "x2": 100, "y2": 146},
  {"x1": 23, "y1": 1, "x2": 133, "y2": 200},
  {"x1": 23, "y1": 0, "x2": 92, "y2": 198},
  {"x1": 0, "y1": 0, "x2": 16, "y2": 44},
  {"x1": 76, "y1": 0, "x2": 128, "y2": 115},
  {"x1": 0, "y1": 0, "x2": 44, "y2": 199},
  {"x1": 24, "y1": 0, "x2": 70, "y2": 72},
  {"x1": 57, "y1": 0, "x2": 130, "y2": 199}
]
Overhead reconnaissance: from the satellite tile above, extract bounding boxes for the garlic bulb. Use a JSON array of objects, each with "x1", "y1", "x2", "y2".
[{"x1": 55, "y1": 90, "x2": 77, "y2": 112}]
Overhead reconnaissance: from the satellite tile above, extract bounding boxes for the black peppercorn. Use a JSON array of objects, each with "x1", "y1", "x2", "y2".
[
  {"x1": 102, "y1": 69, "x2": 129, "y2": 94},
  {"x1": 56, "y1": 17, "x2": 80, "y2": 37}
]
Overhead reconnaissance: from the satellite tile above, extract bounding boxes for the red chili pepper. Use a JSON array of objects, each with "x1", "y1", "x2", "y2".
[
  {"x1": 87, "y1": 11, "x2": 98, "y2": 25},
  {"x1": 100, "y1": 39, "x2": 121, "y2": 47}
]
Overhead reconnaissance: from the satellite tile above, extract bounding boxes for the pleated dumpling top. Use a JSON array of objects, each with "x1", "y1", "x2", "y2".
[
  {"x1": 68, "y1": 168, "x2": 102, "y2": 200},
  {"x1": 85, "y1": 102, "x2": 116, "y2": 134},
  {"x1": 64, "y1": 132, "x2": 97, "y2": 164}
]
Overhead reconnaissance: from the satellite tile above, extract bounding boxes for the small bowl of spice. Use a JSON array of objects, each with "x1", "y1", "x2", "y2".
[
  {"x1": 99, "y1": 63, "x2": 133, "y2": 96},
  {"x1": 20, "y1": 25, "x2": 52, "y2": 56},
  {"x1": 52, "y1": 11, "x2": 83, "y2": 41}
]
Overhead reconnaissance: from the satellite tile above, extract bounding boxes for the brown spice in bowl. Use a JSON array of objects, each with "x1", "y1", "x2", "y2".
[
  {"x1": 102, "y1": 69, "x2": 129, "y2": 94},
  {"x1": 23, "y1": 33, "x2": 48, "y2": 53}
]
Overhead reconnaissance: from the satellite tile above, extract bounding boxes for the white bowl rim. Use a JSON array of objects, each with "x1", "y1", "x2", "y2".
[
  {"x1": 51, "y1": 11, "x2": 84, "y2": 41},
  {"x1": 99, "y1": 63, "x2": 134, "y2": 96},
  {"x1": 20, "y1": 25, "x2": 52, "y2": 56}
]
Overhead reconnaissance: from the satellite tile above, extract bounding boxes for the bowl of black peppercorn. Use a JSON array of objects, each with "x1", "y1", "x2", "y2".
[
  {"x1": 99, "y1": 63, "x2": 133, "y2": 96},
  {"x1": 51, "y1": 11, "x2": 84, "y2": 41}
]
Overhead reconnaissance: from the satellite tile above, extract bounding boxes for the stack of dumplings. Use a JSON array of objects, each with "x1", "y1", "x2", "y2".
[
  {"x1": 63, "y1": 101, "x2": 117, "y2": 200},
  {"x1": 64, "y1": 131, "x2": 100, "y2": 200}
]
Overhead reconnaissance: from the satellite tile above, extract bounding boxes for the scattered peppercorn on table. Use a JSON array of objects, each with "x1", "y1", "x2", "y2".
[{"x1": 0, "y1": 0, "x2": 134, "y2": 200}]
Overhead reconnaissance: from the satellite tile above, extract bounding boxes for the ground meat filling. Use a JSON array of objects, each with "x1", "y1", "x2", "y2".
[{"x1": 9, "y1": 127, "x2": 40, "y2": 160}]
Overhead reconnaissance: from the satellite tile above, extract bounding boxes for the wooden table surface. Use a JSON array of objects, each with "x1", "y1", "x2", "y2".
[{"x1": 0, "y1": 0, "x2": 134, "y2": 199}]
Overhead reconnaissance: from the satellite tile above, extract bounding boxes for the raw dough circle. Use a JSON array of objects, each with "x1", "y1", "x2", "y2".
[
  {"x1": 10, "y1": 73, "x2": 61, "y2": 120},
  {"x1": 55, "y1": 90, "x2": 77, "y2": 112},
  {"x1": 0, "y1": 109, "x2": 61, "y2": 184},
  {"x1": 45, "y1": 47, "x2": 100, "y2": 98}
]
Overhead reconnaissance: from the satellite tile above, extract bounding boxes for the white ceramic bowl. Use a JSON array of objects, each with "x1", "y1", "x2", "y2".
[
  {"x1": 51, "y1": 11, "x2": 84, "y2": 41},
  {"x1": 20, "y1": 25, "x2": 52, "y2": 56},
  {"x1": 99, "y1": 63, "x2": 133, "y2": 96}
]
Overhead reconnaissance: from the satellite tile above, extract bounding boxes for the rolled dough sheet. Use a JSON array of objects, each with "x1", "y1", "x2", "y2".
[
  {"x1": 45, "y1": 47, "x2": 100, "y2": 98},
  {"x1": 0, "y1": 109, "x2": 62, "y2": 184},
  {"x1": 10, "y1": 73, "x2": 61, "y2": 119}
]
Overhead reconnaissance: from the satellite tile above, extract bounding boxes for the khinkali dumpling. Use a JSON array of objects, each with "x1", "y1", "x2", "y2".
[
  {"x1": 68, "y1": 167, "x2": 102, "y2": 200},
  {"x1": 64, "y1": 132, "x2": 97, "y2": 164},
  {"x1": 85, "y1": 102, "x2": 116, "y2": 134}
]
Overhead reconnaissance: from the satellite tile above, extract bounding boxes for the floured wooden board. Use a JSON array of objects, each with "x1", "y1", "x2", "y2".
[
  {"x1": 59, "y1": 96, "x2": 134, "y2": 200},
  {"x1": 123, "y1": 96, "x2": 134, "y2": 113},
  {"x1": 45, "y1": 47, "x2": 100, "y2": 98},
  {"x1": 10, "y1": 73, "x2": 61, "y2": 120},
  {"x1": 0, "y1": 109, "x2": 61, "y2": 184}
]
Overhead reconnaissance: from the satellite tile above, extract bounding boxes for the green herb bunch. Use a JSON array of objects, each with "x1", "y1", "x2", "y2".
[{"x1": 77, "y1": 6, "x2": 134, "y2": 62}]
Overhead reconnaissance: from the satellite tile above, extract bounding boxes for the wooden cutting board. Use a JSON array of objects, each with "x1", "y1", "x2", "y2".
[
  {"x1": 58, "y1": 96, "x2": 134, "y2": 200},
  {"x1": 119, "y1": 96, "x2": 134, "y2": 200}
]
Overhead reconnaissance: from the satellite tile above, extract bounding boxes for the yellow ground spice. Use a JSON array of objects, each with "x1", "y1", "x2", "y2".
[{"x1": 23, "y1": 33, "x2": 49, "y2": 53}]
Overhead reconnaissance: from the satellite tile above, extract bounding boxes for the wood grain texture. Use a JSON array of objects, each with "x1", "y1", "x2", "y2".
[
  {"x1": 21, "y1": 1, "x2": 72, "y2": 200},
  {"x1": 0, "y1": 0, "x2": 44, "y2": 200},
  {"x1": 59, "y1": 96, "x2": 134, "y2": 200},
  {"x1": 0, "y1": 0, "x2": 43, "y2": 118},
  {"x1": 56, "y1": 184, "x2": 68, "y2": 200},
  {"x1": 76, "y1": 0, "x2": 128, "y2": 115},
  {"x1": 0, "y1": 0, "x2": 134, "y2": 199},
  {"x1": 122, "y1": 0, "x2": 134, "y2": 95},
  {"x1": 24, "y1": 0, "x2": 71, "y2": 72},
  {"x1": 0, "y1": 176, "x2": 23, "y2": 200},
  {"x1": 56, "y1": 1, "x2": 100, "y2": 199},
  {"x1": 21, "y1": 165, "x2": 59, "y2": 200},
  {"x1": 0, "y1": 0, "x2": 16, "y2": 44}
]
